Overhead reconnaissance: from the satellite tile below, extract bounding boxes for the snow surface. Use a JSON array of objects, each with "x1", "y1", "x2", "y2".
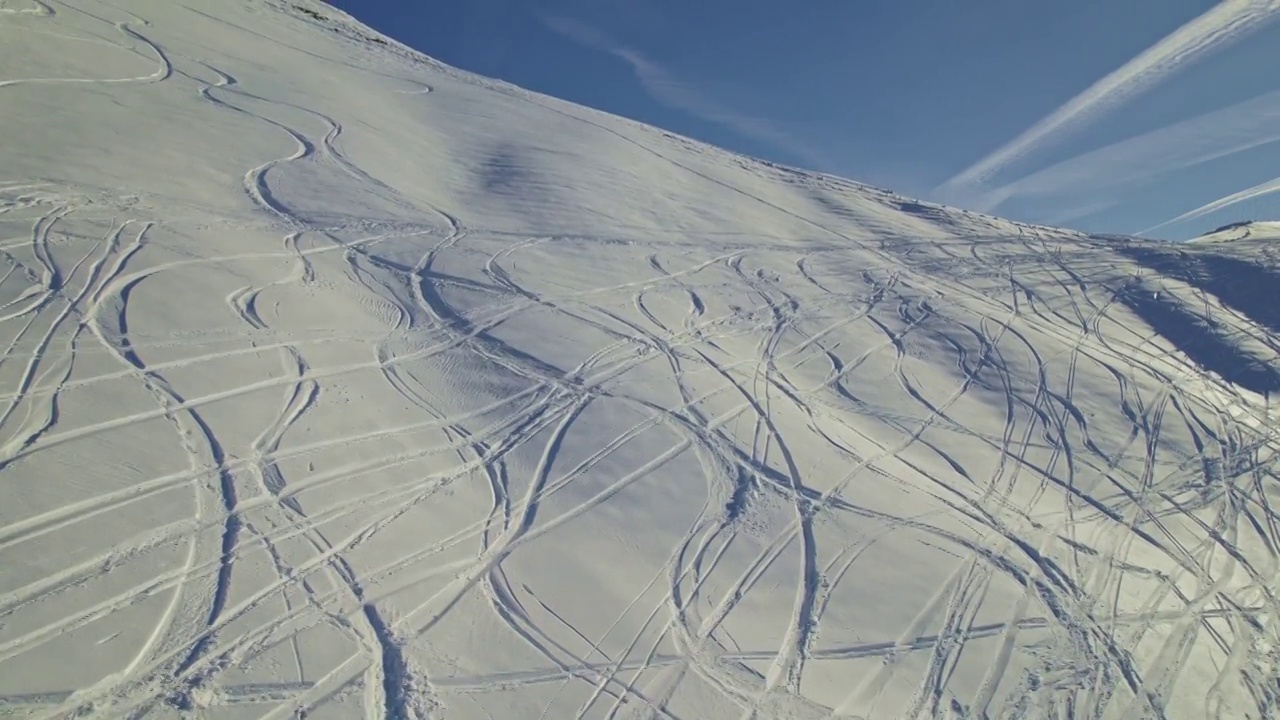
[
  {"x1": 2, "y1": 1, "x2": 1279, "y2": 718},
  {"x1": 1192, "y1": 220, "x2": 1280, "y2": 244}
]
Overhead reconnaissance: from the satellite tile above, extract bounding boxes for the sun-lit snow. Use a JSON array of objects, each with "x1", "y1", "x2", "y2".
[
  {"x1": 1192, "y1": 220, "x2": 1280, "y2": 243},
  {"x1": 1, "y1": 1, "x2": 1278, "y2": 719}
]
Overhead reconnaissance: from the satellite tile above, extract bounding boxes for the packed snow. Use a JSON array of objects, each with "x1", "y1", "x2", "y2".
[{"x1": 2, "y1": 1, "x2": 1279, "y2": 718}]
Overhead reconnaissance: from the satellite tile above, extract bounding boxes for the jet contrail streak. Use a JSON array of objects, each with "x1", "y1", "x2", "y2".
[
  {"x1": 1141, "y1": 175, "x2": 1280, "y2": 235},
  {"x1": 967, "y1": 89, "x2": 1280, "y2": 213},
  {"x1": 938, "y1": 0, "x2": 1280, "y2": 199}
]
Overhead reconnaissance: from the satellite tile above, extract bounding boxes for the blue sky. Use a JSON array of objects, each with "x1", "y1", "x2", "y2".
[{"x1": 329, "y1": 0, "x2": 1280, "y2": 241}]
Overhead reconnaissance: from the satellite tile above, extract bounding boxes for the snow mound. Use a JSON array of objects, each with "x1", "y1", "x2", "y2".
[
  {"x1": 1192, "y1": 219, "x2": 1280, "y2": 243},
  {"x1": 1, "y1": 1, "x2": 1278, "y2": 719}
]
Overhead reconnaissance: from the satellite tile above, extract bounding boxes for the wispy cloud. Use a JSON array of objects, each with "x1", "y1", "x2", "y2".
[
  {"x1": 1141, "y1": 175, "x2": 1280, "y2": 235},
  {"x1": 966, "y1": 89, "x2": 1280, "y2": 213},
  {"x1": 543, "y1": 17, "x2": 829, "y2": 170},
  {"x1": 937, "y1": 0, "x2": 1280, "y2": 201}
]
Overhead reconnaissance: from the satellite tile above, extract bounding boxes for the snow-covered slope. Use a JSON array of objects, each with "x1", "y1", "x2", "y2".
[
  {"x1": 2, "y1": 1, "x2": 1279, "y2": 719},
  {"x1": 1193, "y1": 220, "x2": 1280, "y2": 244}
]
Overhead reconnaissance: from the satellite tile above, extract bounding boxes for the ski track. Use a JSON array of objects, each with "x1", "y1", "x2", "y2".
[{"x1": 1, "y1": 1, "x2": 1279, "y2": 719}]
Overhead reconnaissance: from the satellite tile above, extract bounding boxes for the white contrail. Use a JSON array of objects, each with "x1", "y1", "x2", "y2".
[
  {"x1": 543, "y1": 16, "x2": 830, "y2": 170},
  {"x1": 1141, "y1": 175, "x2": 1280, "y2": 235},
  {"x1": 937, "y1": 0, "x2": 1280, "y2": 200},
  {"x1": 966, "y1": 89, "x2": 1280, "y2": 213}
]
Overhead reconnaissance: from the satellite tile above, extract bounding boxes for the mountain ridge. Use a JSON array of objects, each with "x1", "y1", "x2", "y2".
[
  {"x1": 292, "y1": 0, "x2": 1087, "y2": 242},
  {"x1": 1194, "y1": 219, "x2": 1280, "y2": 243}
]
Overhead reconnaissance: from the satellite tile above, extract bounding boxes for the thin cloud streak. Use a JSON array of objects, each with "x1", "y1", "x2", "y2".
[
  {"x1": 1141, "y1": 175, "x2": 1280, "y2": 235},
  {"x1": 968, "y1": 89, "x2": 1280, "y2": 213},
  {"x1": 937, "y1": 0, "x2": 1280, "y2": 200},
  {"x1": 543, "y1": 16, "x2": 829, "y2": 170}
]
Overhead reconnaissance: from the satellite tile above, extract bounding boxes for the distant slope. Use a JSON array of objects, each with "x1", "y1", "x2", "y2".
[
  {"x1": 1193, "y1": 219, "x2": 1280, "y2": 243},
  {"x1": 1, "y1": 1, "x2": 1278, "y2": 719}
]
